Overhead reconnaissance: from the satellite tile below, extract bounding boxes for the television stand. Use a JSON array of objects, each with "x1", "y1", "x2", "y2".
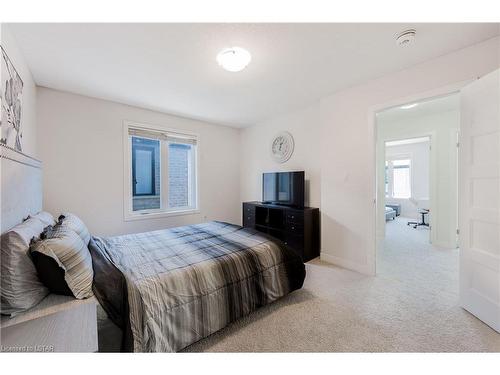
[{"x1": 242, "y1": 201, "x2": 320, "y2": 262}]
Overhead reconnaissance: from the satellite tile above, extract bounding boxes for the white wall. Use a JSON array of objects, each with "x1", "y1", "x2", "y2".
[
  {"x1": 385, "y1": 140, "x2": 430, "y2": 218},
  {"x1": 320, "y1": 37, "x2": 499, "y2": 274},
  {"x1": 37, "y1": 88, "x2": 241, "y2": 237},
  {"x1": 239, "y1": 102, "x2": 321, "y2": 209}
]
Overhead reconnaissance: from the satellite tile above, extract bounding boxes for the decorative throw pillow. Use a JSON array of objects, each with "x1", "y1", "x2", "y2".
[
  {"x1": 30, "y1": 226, "x2": 73, "y2": 296},
  {"x1": 0, "y1": 217, "x2": 49, "y2": 316},
  {"x1": 32, "y1": 211, "x2": 56, "y2": 227},
  {"x1": 30, "y1": 225, "x2": 94, "y2": 299},
  {"x1": 31, "y1": 251, "x2": 74, "y2": 296},
  {"x1": 58, "y1": 213, "x2": 91, "y2": 245}
]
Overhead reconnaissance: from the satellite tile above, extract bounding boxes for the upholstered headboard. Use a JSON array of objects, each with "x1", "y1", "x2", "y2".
[{"x1": 0, "y1": 144, "x2": 42, "y2": 233}]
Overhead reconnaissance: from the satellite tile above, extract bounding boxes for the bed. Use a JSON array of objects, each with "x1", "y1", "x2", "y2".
[{"x1": 89, "y1": 221, "x2": 305, "y2": 352}]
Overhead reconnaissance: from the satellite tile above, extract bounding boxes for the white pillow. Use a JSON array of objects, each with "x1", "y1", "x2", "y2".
[
  {"x1": 31, "y1": 226, "x2": 93, "y2": 299},
  {"x1": 58, "y1": 213, "x2": 91, "y2": 245},
  {"x1": 32, "y1": 211, "x2": 56, "y2": 227},
  {"x1": 0, "y1": 217, "x2": 49, "y2": 315}
]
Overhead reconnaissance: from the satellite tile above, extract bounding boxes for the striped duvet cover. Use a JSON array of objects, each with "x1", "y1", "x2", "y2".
[{"x1": 90, "y1": 221, "x2": 305, "y2": 352}]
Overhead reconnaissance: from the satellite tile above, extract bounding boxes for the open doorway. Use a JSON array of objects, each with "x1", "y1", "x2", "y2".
[
  {"x1": 385, "y1": 136, "x2": 431, "y2": 239},
  {"x1": 375, "y1": 93, "x2": 459, "y2": 278}
]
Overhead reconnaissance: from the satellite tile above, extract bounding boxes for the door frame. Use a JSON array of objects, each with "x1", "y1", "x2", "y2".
[
  {"x1": 378, "y1": 134, "x2": 436, "y2": 245},
  {"x1": 368, "y1": 80, "x2": 472, "y2": 275}
]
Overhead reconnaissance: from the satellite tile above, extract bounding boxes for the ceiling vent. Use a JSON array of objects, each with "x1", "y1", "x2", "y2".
[{"x1": 396, "y1": 29, "x2": 416, "y2": 46}]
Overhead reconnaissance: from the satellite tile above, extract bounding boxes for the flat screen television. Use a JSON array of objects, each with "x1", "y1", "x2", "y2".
[{"x1": 262, "y1": 171, "x2": 305, "y2": 208}]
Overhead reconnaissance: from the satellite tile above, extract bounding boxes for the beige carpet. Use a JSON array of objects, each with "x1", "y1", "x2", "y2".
[{"x1": 98, "y1": 217, "x2": 500, "y2": 352}]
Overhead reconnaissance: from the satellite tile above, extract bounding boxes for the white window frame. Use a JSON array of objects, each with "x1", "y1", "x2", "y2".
[
  {"x1": 123, "y1": 121, "x2": 200, "y2": 221},
  {"x1": 385, "y1": 153, "x2": 413, "y2": 199}
]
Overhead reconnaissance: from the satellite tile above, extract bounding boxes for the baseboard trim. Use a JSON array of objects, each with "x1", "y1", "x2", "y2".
[{"x1": 320, "y1": 253, "x2": 373, "y2": 275}]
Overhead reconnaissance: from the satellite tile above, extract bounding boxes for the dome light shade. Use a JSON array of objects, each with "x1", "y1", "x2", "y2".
[
  {"x1": 216, "y1": 47, "x2": 251, "y2": 72},
  {"x1": 400, "y1": 103, "x2": 418, "y2": 109}
]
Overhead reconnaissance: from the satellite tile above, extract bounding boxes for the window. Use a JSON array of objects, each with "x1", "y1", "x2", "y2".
[
  {"x1": 385, "y1": 158, "x2": 411, "y2": 199},
  {"x1": 168, "y1": 143, "x2": 194, "y2": 209},
  {"x1": 132, "y1": 137, "x2": 160, "y2": 211},
  {"x1": 125, "y1": 123, "x2": 198, "y2": 219}
]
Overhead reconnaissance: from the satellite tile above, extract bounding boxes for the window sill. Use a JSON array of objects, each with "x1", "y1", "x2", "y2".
[{"x1": 124, "y1": 208, "x2": 200, "y2": 222}]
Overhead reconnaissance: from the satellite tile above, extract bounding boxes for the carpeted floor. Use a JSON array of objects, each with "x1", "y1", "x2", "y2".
[{"x1": 98, "y1": 217, "x2": 500, "y2": 352}]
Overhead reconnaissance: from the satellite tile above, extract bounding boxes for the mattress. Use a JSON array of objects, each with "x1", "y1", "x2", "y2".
[{"x1": 89, "y1": 221, "x2": 305, "y2": 352}]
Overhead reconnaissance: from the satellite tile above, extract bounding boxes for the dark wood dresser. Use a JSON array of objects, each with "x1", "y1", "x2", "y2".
[{"x1": 242, "y1": 201, "x2": 320, "y2": 262}]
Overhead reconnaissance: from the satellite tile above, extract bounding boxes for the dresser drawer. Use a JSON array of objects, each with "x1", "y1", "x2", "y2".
[
  {"x1": 243, "y1": 215, "x2": 255, "y2": 227},
  {"x1": 243, "y1": 203, "x2": 255, "y2": 215},
  {"x1": 243, "y1": 213, "x2": 255, "y2": 227},
  {"x1": 242, "y1": 203, "x2": 256, "y2": 227},
  {"x1": 285, "y1": 212, "x2": 304, "y2": 225},
  {"x1": 285, "y1": 221, "x2": 303, "y2": 234}
]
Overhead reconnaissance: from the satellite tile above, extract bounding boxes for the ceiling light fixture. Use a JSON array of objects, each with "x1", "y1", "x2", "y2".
[
  {"x1": 216, "y1": 47, "x2": 251, "y2": 72},
  {"x1": 400, "y1": 103, "x2": 418, "y2": 109}
]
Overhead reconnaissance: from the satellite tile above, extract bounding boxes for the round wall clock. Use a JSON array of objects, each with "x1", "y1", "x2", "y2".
[{"x1": 271, "y1": 131, "x2": 294, "y2": 163}]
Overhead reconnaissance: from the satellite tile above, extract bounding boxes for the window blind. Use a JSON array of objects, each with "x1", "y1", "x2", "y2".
[{"x1": 128, "y1": 127, "x2": 197, "y2": 145}]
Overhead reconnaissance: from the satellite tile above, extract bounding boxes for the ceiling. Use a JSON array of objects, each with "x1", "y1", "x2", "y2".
[
  {"x1": 376, "y1": 93, "x2": 460, "y2": 123},
  {"x1": 8, "y1": 23, "x2": 499, "y2": 127}
]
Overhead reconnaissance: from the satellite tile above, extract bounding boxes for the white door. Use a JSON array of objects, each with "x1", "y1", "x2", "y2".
[{"x1": 459, "y1": 69, "x2": 500, "y2": 332}]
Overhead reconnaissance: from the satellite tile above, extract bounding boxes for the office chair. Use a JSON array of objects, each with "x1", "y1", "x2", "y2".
[{"x1": 407, "y1": 197, "x2": 430, "y2": 229}]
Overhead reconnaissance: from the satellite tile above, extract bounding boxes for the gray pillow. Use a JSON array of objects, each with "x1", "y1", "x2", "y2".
[
  {"x1": 1, "y1": 217, "x2": 49, "y2": 316},
  {"x1": 30, "y1": 225, "x2": 93, "y2": 299},
  {"x1": 59, "y1": 213, "x2": 90, "y2": 245}
]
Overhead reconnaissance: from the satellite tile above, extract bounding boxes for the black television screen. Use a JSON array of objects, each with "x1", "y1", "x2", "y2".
[{"x1": 262, "y1": 171, "x2": 305, "y2": 208}]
